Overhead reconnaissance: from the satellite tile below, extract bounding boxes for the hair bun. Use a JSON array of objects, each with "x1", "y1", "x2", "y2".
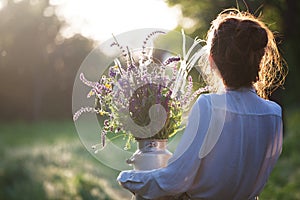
[
  {"x1": 249, "y1": 25, "x2": 268, "y2": 50},
  {"x1": 235, "y1": 20, "x2": 268, "y2": 51}
]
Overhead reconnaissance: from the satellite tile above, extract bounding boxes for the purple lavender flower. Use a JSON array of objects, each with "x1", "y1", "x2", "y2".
[
  {"x1": 109, "y1": 66, "x2": 117, "y2": 77},
  {"x1": 163, "y1": 56, "x2": 180, "y2": 66}
]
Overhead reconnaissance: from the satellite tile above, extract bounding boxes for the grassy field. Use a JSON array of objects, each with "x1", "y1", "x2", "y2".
[
  {"x1": 0, "y1": 120, "x2": 132, "y2": 200},
  {"x1": 0, "y1": 109, "x2": 299, "y2": 200}
]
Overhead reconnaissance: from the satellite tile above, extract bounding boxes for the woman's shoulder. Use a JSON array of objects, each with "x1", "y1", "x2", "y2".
[
  {"x1": 197, "y1": 93, "x2": 227, "y2": 107},
  {"x1": 196, "y1": 93, "x2": 213, "y2": 106},
  {"x1": 197, "y1": 92, "x2": 282, "y2": 117},
  {"x1": 251, "y1": 91, "x2": 282, "y2": 117},
  {"x1": 263, "y1": 99, "x2": 282, "y2": 117}
]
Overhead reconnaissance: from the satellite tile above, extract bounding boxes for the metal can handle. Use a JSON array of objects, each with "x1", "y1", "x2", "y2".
[{"x1": 126, "y1": 156, "x2": 135, "y2": 164}]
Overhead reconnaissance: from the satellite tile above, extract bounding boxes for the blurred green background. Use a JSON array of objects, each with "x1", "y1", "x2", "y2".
[{"x1": 0, "y1": 0, "x2": 299, "y2": 199}]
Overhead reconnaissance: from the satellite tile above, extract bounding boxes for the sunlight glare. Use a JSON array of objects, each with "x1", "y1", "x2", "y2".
[
  {"x1": 0, "y1": 0, "x2": 7, "y2": 10},
  {"x1": 50, "y1": 0, "x2": 182, "y2": 43}
]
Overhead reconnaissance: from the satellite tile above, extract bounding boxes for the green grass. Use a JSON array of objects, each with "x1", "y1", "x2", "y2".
[
  {"x1": 0, "y1": 121, "x2": 132, "y2": 200},
  {"x1": 0, "y1": 109, "x2": 299, "y2": 200}
]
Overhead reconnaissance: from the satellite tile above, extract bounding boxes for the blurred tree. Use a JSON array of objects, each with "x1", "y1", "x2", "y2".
[
  {"x1": 280, "y1": 0, "x2": 300, "y2": 107},
  {"x1": 167, "y1": 0, "x2": 270, "y2": 38},
  {"x1": 167, "y1": 0, "x2": 299, "y2": 107},
  {"x1": 0, "y1": 0, "x2": 94, "y2": 120}
]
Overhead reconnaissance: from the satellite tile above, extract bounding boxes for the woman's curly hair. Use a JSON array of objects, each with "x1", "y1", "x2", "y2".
[{"x1": 206, "y1": 9, "x2": 287, "y2": 99}]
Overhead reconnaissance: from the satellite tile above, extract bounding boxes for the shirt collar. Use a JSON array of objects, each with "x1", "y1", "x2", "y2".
[{"x1": 225, "y1": 87, "x2": 256, "y2": 93}]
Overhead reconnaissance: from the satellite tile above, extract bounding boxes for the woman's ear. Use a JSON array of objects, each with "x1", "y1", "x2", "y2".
[
  {"x1": 208, "y1": 54, "x2": 216, "y2": 70},
  {"x1": 209, "y1": 53, "x2": 212, "y2": 59}
]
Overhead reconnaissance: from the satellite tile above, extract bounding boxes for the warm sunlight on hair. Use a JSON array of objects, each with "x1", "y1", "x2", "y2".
[{"x1": 50, "y1": 0, "x2": 182, "y2": 43}]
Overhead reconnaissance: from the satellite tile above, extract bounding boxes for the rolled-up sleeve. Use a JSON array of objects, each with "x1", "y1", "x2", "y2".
[{"x1": 117, "y1": 96, "x2": 211, "y2": 199}]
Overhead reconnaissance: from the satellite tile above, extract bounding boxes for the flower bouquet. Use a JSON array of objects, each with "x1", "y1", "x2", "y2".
[{"x1": 73, "y1": 30, "x2": 209, "y2": 170}]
